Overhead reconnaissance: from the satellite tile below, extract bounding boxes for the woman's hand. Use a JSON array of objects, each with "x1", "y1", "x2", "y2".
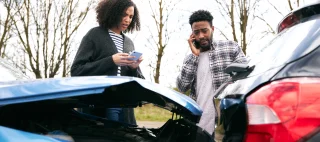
[
  {"x1": 128, "y1": 56, "x2": 143, "y2": 69},
  {"x1": 112, "y1": 53, "x2": 135, "y2": 66}
]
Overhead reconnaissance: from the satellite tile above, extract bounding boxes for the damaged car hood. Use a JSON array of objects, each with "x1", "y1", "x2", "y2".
[{"x1": 0, "y1": 76, "x2": 202, "y2": 122}]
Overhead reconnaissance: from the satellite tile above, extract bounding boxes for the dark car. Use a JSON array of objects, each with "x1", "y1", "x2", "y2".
[
  {"x1": 214, "y1": 2, "x2": 320, "y2": 142},
  {"x1": 0, "y1": 58, "x2": 214, "y2": 142}
]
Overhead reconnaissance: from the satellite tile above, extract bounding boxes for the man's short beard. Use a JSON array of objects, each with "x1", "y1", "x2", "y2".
[
  {"x1": 194, "y1": 39, "x2": 211, "y2": 52},
  {"x1": 194, "y1": 33, "x2": 213, "y2": 52},
  {"x1": 199, "y1": 43, "x2": 211, "y2": 52}
]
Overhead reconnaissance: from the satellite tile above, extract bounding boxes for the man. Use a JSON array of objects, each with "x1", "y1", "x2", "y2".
[{"x1": 176, "y1": 10, "x2": 247, "y2": 135}]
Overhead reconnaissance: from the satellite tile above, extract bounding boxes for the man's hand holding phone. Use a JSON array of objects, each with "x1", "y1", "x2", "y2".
[{"x1": 188, "y1": 33, "x2": 200, "y2": 56}]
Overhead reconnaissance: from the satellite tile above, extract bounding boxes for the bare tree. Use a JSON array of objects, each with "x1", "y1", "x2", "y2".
[
  {"x1": 213, "y1": 0, "x2": 259, "y2": 55},
  {"x1": 288, "y1": 0, "x2": 301, "y2": 11},
  {"x1": 254, "y1": 0, "x2": 304, "y2": 36},
  {"x1": 143, "y1": 0, "x2": 183, "y2": 84},
  {"x1": 0, "y1": 0, "x2": 17, "y2": 57},
  {"x1": 9, "y1": 0, "x2": 93, "y2": 78}
]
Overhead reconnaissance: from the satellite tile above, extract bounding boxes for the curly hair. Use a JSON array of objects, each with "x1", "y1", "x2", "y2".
[
  {"x1": 96, "y1": 0, "x2": 140, "y2": 33},
  {"x1": 189, "y1": 10, "x2": 213, "y2": 26}
]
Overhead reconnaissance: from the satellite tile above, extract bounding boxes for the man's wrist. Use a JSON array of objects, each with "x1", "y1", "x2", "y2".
[
  {"x1": 192, "y1": 53, "x2": 199, "y2": 57},
  {"x1": 190, "y1": 54, "x2": 199, "y2": 60}
]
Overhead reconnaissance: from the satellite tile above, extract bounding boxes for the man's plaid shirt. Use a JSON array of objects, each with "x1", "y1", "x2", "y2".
[{"x1": 176, "y1": 40, "x2": 247, "y2": 100}]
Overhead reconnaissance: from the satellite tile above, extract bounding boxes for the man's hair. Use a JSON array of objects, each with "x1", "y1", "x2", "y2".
[
  {"x1": 96, "y1": 0, "x2": 140, "y2": 33},
  {"x1": 189, "y1": 10, "x2": 213, "y2": 26}
]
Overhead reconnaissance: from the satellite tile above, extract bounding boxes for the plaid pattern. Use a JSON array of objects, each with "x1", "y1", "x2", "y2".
[{"x1": 177, "y1": 40, "x2": 247, "y2": 100}]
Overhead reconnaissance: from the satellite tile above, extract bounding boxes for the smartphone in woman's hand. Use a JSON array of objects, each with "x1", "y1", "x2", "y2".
[{"x1": 128, "y1": 51, "x2": 142, "y2": 61}]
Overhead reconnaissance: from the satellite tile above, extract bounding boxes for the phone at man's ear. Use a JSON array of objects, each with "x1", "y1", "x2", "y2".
[{"x1": 192, "y1": 39, "x2": 200, "y2": 49}]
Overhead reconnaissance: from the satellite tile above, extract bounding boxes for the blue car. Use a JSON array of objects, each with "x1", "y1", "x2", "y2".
[{"x1": 0, "y1": 59, "x2": 213, "y2": 142}]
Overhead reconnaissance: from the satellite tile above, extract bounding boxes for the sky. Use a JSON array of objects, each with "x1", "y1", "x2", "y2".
[
  {"x1": 73, "y1": 0, "x2": 311, "y2": 87},
  {"x1": 1, "y1": 0, "x2": 317, "y2": 86},
  {"x1": 76, "y1": 0, "x2": 228, "y2": 87}
]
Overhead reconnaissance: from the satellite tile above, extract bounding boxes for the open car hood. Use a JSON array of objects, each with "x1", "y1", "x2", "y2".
[{"x1": 0, "y1": 76, "x2": 202, "y2": 122}]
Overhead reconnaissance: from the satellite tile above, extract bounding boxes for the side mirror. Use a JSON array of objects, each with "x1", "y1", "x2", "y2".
[
  {"x1": 224, "y1": 63, "x2": 249, "y2": 74},
  {"x1": 224, "y1": 63, "x2": 254, "y2": 77}
]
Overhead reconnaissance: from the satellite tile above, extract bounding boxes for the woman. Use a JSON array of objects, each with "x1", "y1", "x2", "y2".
[{"x1": 71, "y1": 0, "x2": 144, "y2": 125}]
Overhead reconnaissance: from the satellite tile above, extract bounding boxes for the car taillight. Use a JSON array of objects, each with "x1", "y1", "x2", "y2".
[
  {"x1": 277, "y1": 14, "x2": 298, "y2": 33},
  {"x1": 245, "y1": 78, "x2": 320, "y2": 142},
  {"x1": 277, "y1": 3, "x2": 320, "y2": 33}
]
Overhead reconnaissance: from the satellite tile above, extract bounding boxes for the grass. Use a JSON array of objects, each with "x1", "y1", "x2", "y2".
[{"x1": 134, "y1": 104, "x2": 172, "y2": 122}]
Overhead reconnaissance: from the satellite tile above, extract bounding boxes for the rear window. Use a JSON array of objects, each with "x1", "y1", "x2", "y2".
[
  {"x1": 246, "y1": 17, "x2": 320, "y2": 77},
  {"x1": 277, "y1": 3, "x2": 320, "y2": 33}
]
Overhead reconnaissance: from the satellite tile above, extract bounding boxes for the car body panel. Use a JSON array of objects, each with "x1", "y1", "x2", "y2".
[
  {"x1": 0, "y1": 126, "x2": 66, "y2": 142},
  {"x1": 273, "y1": 45, "x2": 320, "y2": 79},
  {"x1": 0, "y1": 76, "x2": 202, "y2": 117},
  {"x1": 0, "y1": 76, "x2": 207, "y2": 141},
  {"x1": 216, "y1": 64, "x2": 284, "y2": 99}
]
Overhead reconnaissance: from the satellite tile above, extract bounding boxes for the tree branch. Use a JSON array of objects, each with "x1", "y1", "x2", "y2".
[
  {"x1": 254, "y1": 15, "x2": 276, "y2": 35},
  {"x1": 267, "y1": 0, "x2": 284, "y2": 16}
]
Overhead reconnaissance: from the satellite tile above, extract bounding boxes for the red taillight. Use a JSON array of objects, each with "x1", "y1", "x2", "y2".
[
  {"x1": 245, "y1": 78, "x2": 320, "y2": 142},
  {"x1": 278, "y1": 14, "x2": 299, "y2": 33}
]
